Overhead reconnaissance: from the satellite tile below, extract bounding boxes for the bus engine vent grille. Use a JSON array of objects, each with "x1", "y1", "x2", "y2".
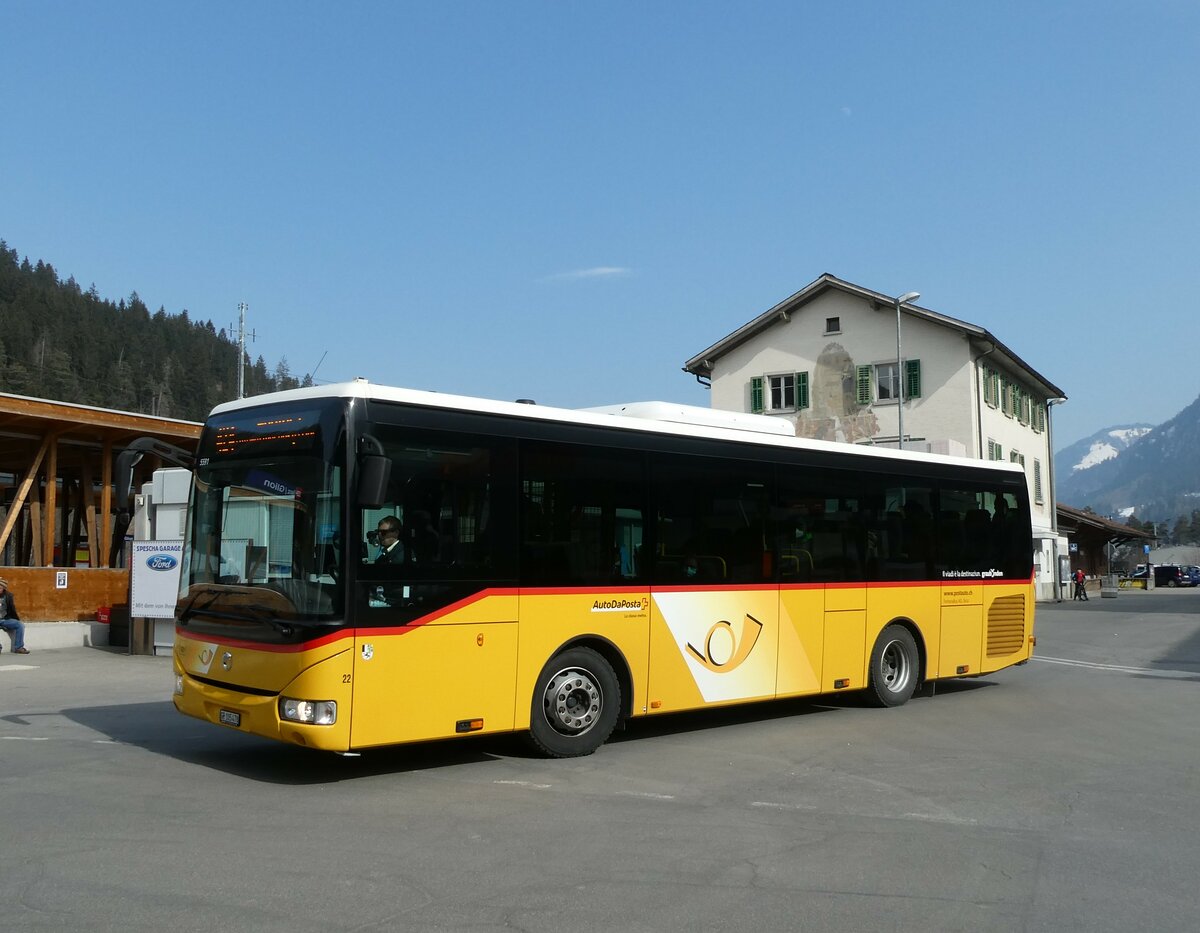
[{"x1": 986, "y1": 594, "x2": 1026, "y2": 657}]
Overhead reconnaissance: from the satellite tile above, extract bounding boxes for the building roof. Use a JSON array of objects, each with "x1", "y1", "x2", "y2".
[
  {"x1": 682, "y1": 273, "x2": 1067, "y2": 400},
  {"x1": 0, "y1": 392, "x2": 201, "y2": 480},
  {"x1": 1057, "y1": 503, "x2": 1154, "y2": 544}
]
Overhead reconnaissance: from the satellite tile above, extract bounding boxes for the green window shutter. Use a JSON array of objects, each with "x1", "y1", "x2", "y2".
[
  {"x1": 750, "y1": 376, "x2": 764, "y2": 414},
  {"x1": 856, "y1": 365, "x2": 872, "y2": 405},
  {"x1": 796, "y1": 372, "x2": 809, "y2": 410},
  {"x1": 905, "y1": 359, "x2": 922, "y2": 399}
]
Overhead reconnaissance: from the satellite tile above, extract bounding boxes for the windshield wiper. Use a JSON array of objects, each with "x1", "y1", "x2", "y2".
[
  {"x1": 179, "y1": 597, "x2": 299, "y2": 634},
  {"x1": 179, "y1": 590, "x2": 223, "y2": 625}
]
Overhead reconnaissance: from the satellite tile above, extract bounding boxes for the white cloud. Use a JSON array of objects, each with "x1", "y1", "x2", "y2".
[{"x1": 543, "y1": 266, "x2": 632, "y2": 281}]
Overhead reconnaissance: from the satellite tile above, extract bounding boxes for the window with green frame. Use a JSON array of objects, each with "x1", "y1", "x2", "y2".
[
  {"x1": 905, "y1": 359, "x2": 922, "y2": 399},
  {"x1": 982, "y1": 366, "x2": 997, "y2": 407},
  {"x1": 856, "y1": 365, "x2": 872, "y2": 405},
  {"x1": 750, "y1": 373, "x2": 809, "y2": 414},
  {"x1": 855, "y1": 360, "x2": 921, "y2": 404}
]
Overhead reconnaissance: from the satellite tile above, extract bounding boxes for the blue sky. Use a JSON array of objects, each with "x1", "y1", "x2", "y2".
[{"x1": 4, "y1": 1, "x2": 1198, "y2": 449}]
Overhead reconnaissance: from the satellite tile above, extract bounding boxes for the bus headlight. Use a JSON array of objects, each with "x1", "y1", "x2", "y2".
[
  {"x1": 174, "y1": 673, "x2": 184, "y2": 696},
  {"x1": 279, "y1": 698, "x2": 337, "y2": 725}
]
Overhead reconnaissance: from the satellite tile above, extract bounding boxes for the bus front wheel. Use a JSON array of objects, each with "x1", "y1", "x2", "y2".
[
  {"x1": 528, "y1": 647, "x2": 621, "y2": 758},
  {"x1": 867, "y1": 624, "x2": 919, "y2": 708}
]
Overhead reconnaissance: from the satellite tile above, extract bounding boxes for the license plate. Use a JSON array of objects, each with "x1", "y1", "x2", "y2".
[{"x1": 219, "y1": 709, "x2": 242, "y2": 727}]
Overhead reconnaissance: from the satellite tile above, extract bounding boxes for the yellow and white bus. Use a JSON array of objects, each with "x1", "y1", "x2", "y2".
[{"x1": 171, "y1": 380, "x2": 1035, "y2": 757}]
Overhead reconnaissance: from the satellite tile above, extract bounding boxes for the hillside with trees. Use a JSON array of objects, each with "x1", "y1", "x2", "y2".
[{"x1": 0, "y1": 240, "x2": 308, "y2": 421}]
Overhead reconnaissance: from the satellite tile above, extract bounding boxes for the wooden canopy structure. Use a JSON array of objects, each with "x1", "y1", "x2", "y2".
[
  {"x1": 1057, "y1": 503, "x2": 1155, "y2": 576},
  {"x1": 0, "y1": 392, "x2": 201, "y2": 569}
]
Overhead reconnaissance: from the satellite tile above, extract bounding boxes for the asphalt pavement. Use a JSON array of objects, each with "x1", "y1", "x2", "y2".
[{"x1": 1, "y1": 588, "x2": 1198, "y2": 932}]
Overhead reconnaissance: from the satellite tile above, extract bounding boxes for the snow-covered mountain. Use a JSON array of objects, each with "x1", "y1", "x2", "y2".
[
  {"x1": 1056, "y1": 425, "x2": 1153, "y2": 501},
  {"x1": 1055, "y1": 397, "x2": 1200, "y2": 520}
]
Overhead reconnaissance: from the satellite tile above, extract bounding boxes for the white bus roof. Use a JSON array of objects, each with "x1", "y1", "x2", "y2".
[{"x1": 209, "y1": 379, "x2": 1024, "y2": 475}]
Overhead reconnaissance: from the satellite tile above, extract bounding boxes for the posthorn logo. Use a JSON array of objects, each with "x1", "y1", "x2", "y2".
[{"x1": 146, "y1": 554, "x2": 179, "y2": 571}]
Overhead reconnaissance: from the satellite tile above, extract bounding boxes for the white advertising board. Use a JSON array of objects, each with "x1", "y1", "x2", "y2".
[{"x1": 130, "y1": 540, "x2": 184, "y2": 619}]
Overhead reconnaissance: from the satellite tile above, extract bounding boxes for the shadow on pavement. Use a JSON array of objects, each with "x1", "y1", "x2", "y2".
[{"x1": 55, "y1": 677, "x2": 998, "y2": 783}]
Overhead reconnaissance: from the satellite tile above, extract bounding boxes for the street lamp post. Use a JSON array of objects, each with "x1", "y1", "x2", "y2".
[{"x1": 894, "y1": 291, "x2": 920, "y2": 450}]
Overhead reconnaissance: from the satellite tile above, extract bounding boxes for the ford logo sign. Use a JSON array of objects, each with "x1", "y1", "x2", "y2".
[{"x1": 146, "y1": 554, "x2": 179, "y2": 571}]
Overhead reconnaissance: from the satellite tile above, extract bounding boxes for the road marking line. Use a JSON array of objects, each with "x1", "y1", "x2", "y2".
[
  {"x1": 493, "y1": 780, "x2": 552, "y2": 789},
  {"x1": 1034, "y1": 656, "x2": 1178, "y2": 676},
  {"x1": 0, "y1": 736, "x2": 50, "y2": 741},
  {"x1": 616, "y1": 791, "x2": 676, "y2": 801},
  {"x1": 0, "y1": 664, "x2": 38, "y2": 672}
]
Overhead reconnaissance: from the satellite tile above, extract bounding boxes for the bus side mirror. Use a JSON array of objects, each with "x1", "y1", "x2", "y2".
[
  {"x1": 357, "y1": 435, "x2": 391, "y2": 508},
  {"x1": 358, "y1": 456, "x2": 391, "y2": 508}
]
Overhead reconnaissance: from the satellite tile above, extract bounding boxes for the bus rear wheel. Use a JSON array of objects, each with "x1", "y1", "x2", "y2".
[
  {"x1": 867, "y1": 624, "x2": 919, "y2": 708},
  {"x1": 528, "y1": 647, "x2": 620, "y2": 758}
]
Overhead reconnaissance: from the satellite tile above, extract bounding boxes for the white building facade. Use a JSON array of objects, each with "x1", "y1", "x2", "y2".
[{"x1": 683, "y1": 274, "x2": 1068, "y2": 601}]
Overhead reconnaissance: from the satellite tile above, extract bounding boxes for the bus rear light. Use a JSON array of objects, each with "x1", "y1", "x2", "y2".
[{"x1": 279, "y1": 698, "x2": 337, "y2": 725}]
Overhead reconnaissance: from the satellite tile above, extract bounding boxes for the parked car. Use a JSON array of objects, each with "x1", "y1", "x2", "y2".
[
  {"x1": 1129, "y1": 565, "x2": 1192, "y2": 586},
  {"x1": 1155, "y1": 564, "x2": 1190, "y2": 587},
  {"x1": 1186, "y1": 566, "x2": 1200, "y2": 586}
]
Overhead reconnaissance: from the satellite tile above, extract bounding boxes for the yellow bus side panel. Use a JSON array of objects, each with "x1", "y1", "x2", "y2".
[
  {"x1": 823, "y1": 610, "x2": 866, "y2": 691},
  {"x1": 825, "y1": 584, "x2": 866, "y2": 612},
  {"x1": 646, "y1": 589, "x2": 779, "y2": 714},
  {"x1": 350, "y1": 620, "x2": 518, "y2": 749},
  {"x1": 938, "y1": 605, "x2": 983, "y2": 678},
  {"x1": 777, "y1": 588, "x2": 823, "y2": 697},
  {"x1": 864, "y1": 584, "x2": 942, "y2": 682},
  {"x1": 513, "y1": 591, "x2": 651, "y2": 730}
]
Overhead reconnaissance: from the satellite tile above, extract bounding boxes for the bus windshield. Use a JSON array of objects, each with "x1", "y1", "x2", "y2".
[{"x1": 178, "y1": 452, "x2": 344, "y2": 630}]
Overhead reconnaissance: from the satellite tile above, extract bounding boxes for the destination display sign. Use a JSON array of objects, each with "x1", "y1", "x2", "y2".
[{"x1": 202, "y1": 408, "x2": 323, "y2": 460}]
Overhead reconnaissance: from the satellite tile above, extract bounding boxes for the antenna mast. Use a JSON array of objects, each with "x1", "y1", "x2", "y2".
[{"x1": 233, "y1": 302, "x2": 257, "y2": 398}]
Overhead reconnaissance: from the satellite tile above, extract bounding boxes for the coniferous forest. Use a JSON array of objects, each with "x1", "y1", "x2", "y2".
[{"x1": 0, "y1": 240, "x2": 308, "y2": 421}]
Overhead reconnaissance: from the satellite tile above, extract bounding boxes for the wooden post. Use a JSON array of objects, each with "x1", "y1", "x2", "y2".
[
  {"x1": 81, "y1": 457, "x2": 98, "y2": 568},
  {"x1": 43, "y1": 436, "x2": 58, "y2": 566},
  {"x1": 64, "y1": 477, "x2": 78, "y2": 567},
  {"x1": 100, "y1": 439, "x2": 112, "y2": 568},
  {"x1": 29, "y1": 482, "x2": 43, "y2": 566}
]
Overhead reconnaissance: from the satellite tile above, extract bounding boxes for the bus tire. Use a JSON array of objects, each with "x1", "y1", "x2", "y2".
[
  {"x1": 528, "y1": 647, "x2": 621, "y2": 758},
  {"x1": 867, "y1": 624, "x2": 919, "y2": 708}
]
